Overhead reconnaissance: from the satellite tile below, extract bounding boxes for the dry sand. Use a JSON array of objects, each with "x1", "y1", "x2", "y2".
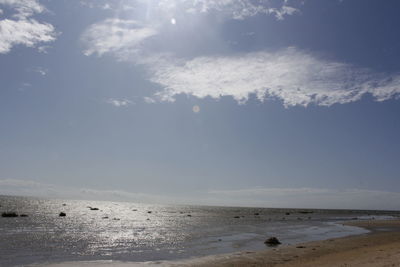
[{"x1": 40, "y1": 220, "x2": 400, "y2": 267}]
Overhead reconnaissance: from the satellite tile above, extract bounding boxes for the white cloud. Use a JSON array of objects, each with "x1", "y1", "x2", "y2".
[
  {"x1": 79, "y1": 1, "x2": 117, "y2": 11},
  {"x1": 80, "y1": 0, "x2": 299, "y2": 21},
  {"x1": 21, "y1": 82, "x2": 31, "y2": 87},
  {"x1": 81, "y1": 19, "x2": 157, "y2": 58},
  {"x1": 0, "y1": 0, "x2": 45, "y2": 19},
  {"x1": 143, "y1": 96, "x2": 156, "y2": 104},
  {"x1": 155, "y1": 0, "x2": 299, "y2": 20},
  {"x1": 106, "y1": 98, "x2": 133, "y2": 107},
  {"x1": 269, "y1": 4, "x2": 299, "y2": 20},
  {"x1": 148, "y1": 48, "x2": 400, "y2": 106},
  {"x1": 30, "y1": 66, "x2": 48, "y2": 76},
  {"x1": 0, "y1": 18, "x2": 56, "y2": 54},
  {"x1": 101, "y1": 3, "x2": 112, "y2": 10},
  {"x1": 37, "y1": 45, "x2": 51, "y2": 53},
  {"x1": 0, "y1": 0, "x2": 56, "y2": 54}
]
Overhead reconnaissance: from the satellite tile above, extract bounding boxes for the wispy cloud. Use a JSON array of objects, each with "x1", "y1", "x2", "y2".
[
  {"x1": 37, "y1": 45, "x2": 51, "y2": 54},
  {"x1": 143, "y1": 96, "x2": 156, "y2": 104},
  {"x1": 30, "y1": 66, "x2": 48, "y2": 76},
  {"x1": 18, "y1": 82, "x2": 32, "y2": 91},
  {"x1": 0, "y1": 0, "x2": 45, "y2": 19},
  {"x1": 154, "y1": 0, "x2": 300, "y2": 20},
  {"x1": 101, "y1": 3, "x2": 112, "y2": 10},
  {"x1": 269, "y1": 4, "x2": 299, "y2": 20},
  {"x1": 0, "y1": 0, "x2": 56, "y2": 54},
  {"x1": 79, "y1": 0, "x2": 300, "y2": 21},
  {"x1": 148, "y1": 48, "x2": 400, "y2": 106},
  {"x1": 81, "y1": 19, "x2": 157, "y2": 58},
  {"x1": 80, "y1": 0, "x2": 300, "y2": 60},
  {"x1": 106, "y1": 98, "x2": 133, "y2": 107}
]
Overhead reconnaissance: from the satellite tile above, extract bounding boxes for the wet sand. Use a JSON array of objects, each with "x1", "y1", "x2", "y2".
[{"x1": 40, "y1": 220, "x2": 400, "y2": 267}]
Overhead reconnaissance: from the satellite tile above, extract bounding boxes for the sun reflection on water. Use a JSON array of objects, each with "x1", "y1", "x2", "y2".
[{"x1": 0, "y1": 196, "x2": 396, "y2": 266}]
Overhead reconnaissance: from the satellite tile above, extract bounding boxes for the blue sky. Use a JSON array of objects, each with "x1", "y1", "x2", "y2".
[{"x1": 1, "y1": 0, "x2": 400, "y2": 209}]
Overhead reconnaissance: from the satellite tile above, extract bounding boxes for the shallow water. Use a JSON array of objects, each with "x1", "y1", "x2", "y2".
[{"x1": 0, "y1": 195, "x2": 398, "y2": 266}]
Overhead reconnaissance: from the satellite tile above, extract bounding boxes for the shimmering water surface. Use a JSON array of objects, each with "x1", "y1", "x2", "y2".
[{"x1": 0, "y1": 195, "x2": 399, "y2": 266}]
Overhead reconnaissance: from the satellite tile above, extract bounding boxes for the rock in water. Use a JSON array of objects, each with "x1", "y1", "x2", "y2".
[
  {"x1": 264, "y1": 237, "x2": 281, "y2": 246},
  {"x1": 1, "y1": 212, "x2": 18, "y2": 217}
]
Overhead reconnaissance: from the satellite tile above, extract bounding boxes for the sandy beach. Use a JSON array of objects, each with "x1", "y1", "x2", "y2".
[
  {"x1": 40, "y1": 220, "x2": 400, "y2": 267},
  {"x1": 178, "y1": 219, "x2": 400, "y2": 266}
]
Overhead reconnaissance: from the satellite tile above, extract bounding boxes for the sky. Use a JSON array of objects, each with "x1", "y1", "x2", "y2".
[{"x1": 1, "y1": 0, "x2": 400, "y2": 210}]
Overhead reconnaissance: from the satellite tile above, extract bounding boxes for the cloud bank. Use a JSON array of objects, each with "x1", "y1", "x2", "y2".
[
  {"x1": 1, "y1": 179, "x2": 400, "y2": 210},
  {"x1": 0, "y1": 179, "x2": 170, "y2": 203},
  {"x1": 207, "y1": 187, "x2": 400, "y2": 210},
  {"x1": 0, "y1": 0, "x2": 56, "y2": 54}
]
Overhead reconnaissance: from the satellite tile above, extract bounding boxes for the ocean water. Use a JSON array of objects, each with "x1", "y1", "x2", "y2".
[{"x1": 0, "y1": 195, "x2": 398, "y2": 266}]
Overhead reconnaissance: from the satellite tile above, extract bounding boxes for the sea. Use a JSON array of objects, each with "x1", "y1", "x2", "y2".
[{"x1": 0, "y1": 195, "x2": 399, "y2": 266}]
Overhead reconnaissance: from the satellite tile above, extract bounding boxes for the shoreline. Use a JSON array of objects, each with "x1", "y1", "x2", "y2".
[
  {"x1": 38, "y1": 219, "x2": 400, "y2": 267},
  {"x1": 175, "y1": 219, "x2": 400, "y2": 266}
]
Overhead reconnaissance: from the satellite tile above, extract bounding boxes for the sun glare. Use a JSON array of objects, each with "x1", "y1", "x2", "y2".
[{"x1": 192, "y1": 105, "x2": 200, "y2": 113}]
